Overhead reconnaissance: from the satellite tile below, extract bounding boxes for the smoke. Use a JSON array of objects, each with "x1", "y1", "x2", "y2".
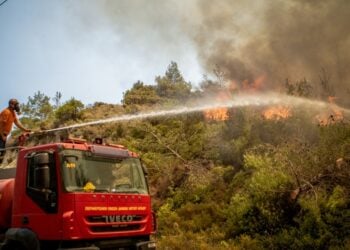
[
  {"x1": 188, "y1": 0, "x2": 350, "y2": 105},
  {"x1": 70, "y1": 0, "x2": 350, "y2": 105}
]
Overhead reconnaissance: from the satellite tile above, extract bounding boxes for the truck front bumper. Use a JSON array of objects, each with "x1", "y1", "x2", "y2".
[{"x1": 136, "y1": 240, "x2": 156, "y2": 250}]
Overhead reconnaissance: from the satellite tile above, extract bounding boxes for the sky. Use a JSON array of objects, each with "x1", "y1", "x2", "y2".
[
  {"x1": 0, "y1": 0, "x2": 204, "y2": 108},
  {"x1": 1, "y1": 0, "x2": 349, "y2": 109}
]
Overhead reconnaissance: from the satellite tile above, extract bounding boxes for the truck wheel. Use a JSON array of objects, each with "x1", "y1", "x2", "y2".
[
  {"x1": 1, "y1": 240, "x2": 27, "y2": 250},
  {"x1": 4, "y1": 228, "x2": 39, "y2": 250}
]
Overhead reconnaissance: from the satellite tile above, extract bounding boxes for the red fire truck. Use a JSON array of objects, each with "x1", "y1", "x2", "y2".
[{"x1": 0, "y1": 137, "x2": 156, "y2": 250}]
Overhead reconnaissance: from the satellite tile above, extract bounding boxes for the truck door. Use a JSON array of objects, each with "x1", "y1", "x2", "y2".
[{"x1": 13, "y1": 151, "x2": 61, "y2": 239}]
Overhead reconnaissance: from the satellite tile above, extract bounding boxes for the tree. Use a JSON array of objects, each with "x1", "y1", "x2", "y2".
[
  {"x1": 122, "y1": 81, "x2": 160, "y2": 106},
  {"x1": 21, "y1": 91, "x2": 53, "y2": 121},
  {"x1": 53, "y1": 91, "x2": 62, "y2": 109},
  {"x1": 155, "y1": 62, "x2": 192, "y2": 101},
  {"x1": 55, "y1": 98, "x2": 84, "y2": 123}
]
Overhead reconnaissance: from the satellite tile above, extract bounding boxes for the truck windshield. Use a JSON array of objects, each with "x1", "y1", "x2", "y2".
[{"x1": 60, "y1": 149, "x2": 148, "y2": 194}]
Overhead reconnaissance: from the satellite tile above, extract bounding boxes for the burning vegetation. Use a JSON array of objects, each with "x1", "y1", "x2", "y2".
[
  {"x1": 13, "y1": 57, "x2": 350, "y2": 250},
  {"x1": 204, "y1": 107, "x2": 229, "y2": 121},
  {"x1": 316, "y1": 96, "x2": 344, "y2": 126},
  {"x1": 262, "y1": 105, "x2": 292, "y2": 120}
]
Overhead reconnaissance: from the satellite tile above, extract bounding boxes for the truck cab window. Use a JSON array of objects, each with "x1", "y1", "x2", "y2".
[
  {"x1": 26, "y1": 152, "x2": 58, "y2": 213},
  {"x1": 61, "y1": 149, "x2": 148, "y2": 194}
]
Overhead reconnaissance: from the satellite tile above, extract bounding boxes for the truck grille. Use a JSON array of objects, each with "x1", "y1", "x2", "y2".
[{"x1": 91, "y1": 224, "x2": 141, "y2": 232}]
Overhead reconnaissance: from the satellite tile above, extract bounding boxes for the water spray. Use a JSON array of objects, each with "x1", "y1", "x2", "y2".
[
  {"x1": 1, "y1": 92, "x2": 348, "y2": 168},
  {"x1": 39, "y1": 93, "x2": 348, "y2": 134},
  {"x1": 1, "y1": 92, "x2": 349, "y2": 165}
]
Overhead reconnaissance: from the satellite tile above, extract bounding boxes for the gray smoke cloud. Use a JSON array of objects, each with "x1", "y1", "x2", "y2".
[
  {"x1": 188, "y1": 0, "x2": 350, "y2": 105},
  {"x1": 70, "y1": 0, "x2": 350, "y2": 105}
]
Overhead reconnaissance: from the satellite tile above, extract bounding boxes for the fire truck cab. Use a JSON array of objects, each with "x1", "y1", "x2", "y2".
[{"x1": 0, "y1": 138, "x2": 156, "y2": 250}]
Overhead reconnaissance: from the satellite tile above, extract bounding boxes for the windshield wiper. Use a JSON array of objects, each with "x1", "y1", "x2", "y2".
[
  {"x1": 94, "y1": 188, "x2": 110, "y2": 193},
  {"x1": 67, "y1": 187, "x2": 110, "y2": 193},
  {"x1": 111, "y1": 189, "x2": 140, "y2": 194},
  {"x1": 68, "y1": 187, "x2": 84, "y2": 192}
]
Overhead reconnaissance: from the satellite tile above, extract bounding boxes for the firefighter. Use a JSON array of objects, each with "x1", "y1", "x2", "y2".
[{"x1": 0, "y1": 99, "x2": 31, "y2": 163}]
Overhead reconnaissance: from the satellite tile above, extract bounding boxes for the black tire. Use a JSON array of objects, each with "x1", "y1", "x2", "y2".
[{"x1": 1, "y1": 240, "x2": 28, "y2": 250}]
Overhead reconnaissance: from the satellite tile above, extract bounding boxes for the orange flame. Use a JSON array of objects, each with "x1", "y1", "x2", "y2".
[
  {"x1": 203, "y1": 75, "x2": 267, "y2": 121},
  {"x1": 262, "y1": 106, "x2": 292, "y2": 120},
  {"x1": 316, "y1": 96, "x2": 344, "y2": 126},
  {"x1": 204, "y1": 108, "x2": 229, "y2": 121},
  {"x1": 242, "y1": 74, "x2": 267, "y2": 92}
]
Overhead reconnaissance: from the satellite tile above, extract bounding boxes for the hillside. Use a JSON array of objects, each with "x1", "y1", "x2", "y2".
[{"x1": 16, "y1": 63, "x2": 350, "y2": 249}]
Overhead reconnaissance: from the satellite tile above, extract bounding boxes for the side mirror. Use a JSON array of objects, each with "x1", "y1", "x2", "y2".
[
  {"x1": 34, "y1": 153, "x2": 51, "y2": 189},
  {"x1": 141, "y1": 163, "x2": 149, "y2": 176}
]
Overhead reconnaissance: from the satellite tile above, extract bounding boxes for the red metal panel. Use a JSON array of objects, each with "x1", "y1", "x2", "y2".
[
  {"x1": 0, "y1": 178, "x2": 14, "y2": 229},
  {"x1": 11, "y1": 146, "x2": 63, "y2": 240},
  {"x1": 68, "y1": 193, "x2": 153, "y2": 240}
]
